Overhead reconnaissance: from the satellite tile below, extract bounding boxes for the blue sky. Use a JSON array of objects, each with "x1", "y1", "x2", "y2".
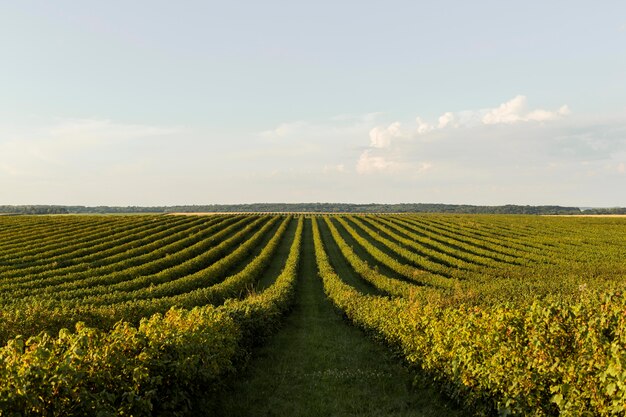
[{"x1": 1, "y1": 1, "x2": 625, "y2": 206}]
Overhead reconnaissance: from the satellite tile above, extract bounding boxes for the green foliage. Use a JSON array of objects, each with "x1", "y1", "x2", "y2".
[
  {"x1": 0, "y1": 216, "x2": 303, "y2": 416},
  {"x1": 0, "y1": 213, "x2": 624, "y2": 416},
  {"x1": 0, "y1": 307, "x2": 239, "y2": 416},
  {"x1": 311, "y1": 216, "x2": 626, "y2": 416}
]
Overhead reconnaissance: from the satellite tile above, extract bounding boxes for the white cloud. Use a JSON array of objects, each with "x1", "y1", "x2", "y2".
[
  {"x1": 260, "y1": 113, "x2": 381, "y2": 144},
  {"x1": 482, "y1": 95, "x2": 569, "y2": 124},
  {"x1": 356, "y1": 149, "x2": 432, "y2": 176},
  {"x1": 437, "y1": 112, "x2": 455, "y2": 129},
  {"x1": 481, "y1": 95, "x2": 527, "y2": 124},
  {"x1": 364, "y1": 95, "x2": 571, "y2": 151},
  {"x1": 226, "y1": 104, "x2": 625, "y2": 206},
  {"x1": 4, "y1": 106, "x2": 621, "y2": 207},
  {"x1": 416, "y1": 117, "x2": 434, "y2": 134},
  {"x1": 358, "y1": 95, "x2": 572, "y2": 177},
  {"x1": 350, "y1": 97, "x2": 626, "y2": 206},
  {"x1": 356, "y1": 150, "x2": 403, "y2": 174},
  {"x1": 369, "y1": 112, "x2": 438, "y2": 148},
  {"x1": 369, "y1": 122, "x2": 403, "y2": 148},
  {"x1": 365, "y1": 96, "x2": 571, "y2": 152}
]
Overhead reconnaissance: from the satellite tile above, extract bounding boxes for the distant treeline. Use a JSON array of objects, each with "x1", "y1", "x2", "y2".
[
  {"x1": 0, "y1": 205, "x2": 72, "y2": 215},
  {"x1": 2, "y1": 203, "x2": 625, "y2": 215},
  {"x1": 580, "y1": 207, "x2": 626, "y2": 215}
]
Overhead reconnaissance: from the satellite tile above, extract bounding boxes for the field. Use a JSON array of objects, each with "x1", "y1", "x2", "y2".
[{"x1": 0, "y1": 214, "x2": 625, "y2": 416}]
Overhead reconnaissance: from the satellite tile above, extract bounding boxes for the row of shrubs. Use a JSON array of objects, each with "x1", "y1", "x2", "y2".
[
  {"x1": 311, "y1": 217, "x2": 626, "y2": 416},
  {"x1": 0, "y1": 217, "x2": 303, "y2": 416}
]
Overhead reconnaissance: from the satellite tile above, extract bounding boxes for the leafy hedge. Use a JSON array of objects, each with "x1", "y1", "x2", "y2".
[
  {"x1": 0, "y1": 307, "x2": 239, "y2": 416},
  {"x1": 0, "y1": 217, "x2": 303, "y2": 416},
  {"x1": 311, "y1": 217, "x2": 626, "y2": 416}
]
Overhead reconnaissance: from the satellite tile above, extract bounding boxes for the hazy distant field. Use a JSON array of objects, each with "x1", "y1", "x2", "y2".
[
  {"x1": 545, "y1": 214, "x2": 626, "y2": 217},
  {"x1": 0, "y1": 214, "x2": 624, "y2": 416}
]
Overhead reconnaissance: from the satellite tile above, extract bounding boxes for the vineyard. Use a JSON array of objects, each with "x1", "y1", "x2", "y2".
[{"x1": 0, "y1": 213, "x2": 625, "y2": 416}]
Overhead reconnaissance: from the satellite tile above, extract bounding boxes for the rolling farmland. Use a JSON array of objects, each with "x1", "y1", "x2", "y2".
[{"x1": 0, "y1": 214, "x2": 625, "y2": 416}]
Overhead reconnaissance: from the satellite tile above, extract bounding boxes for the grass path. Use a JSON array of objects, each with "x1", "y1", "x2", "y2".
[
  {"x1": 317, "y1": 216, "x2": 383, "y2": 296},
  {"x1": 215, "y1": 219, "x2": 469, "y2": 417},
  {"x1": 254, "y1": 216, "x2": 298, "y2": 291}
]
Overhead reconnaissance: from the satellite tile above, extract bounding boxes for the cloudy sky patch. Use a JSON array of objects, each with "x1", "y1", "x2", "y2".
[{"x1": 1, "y1": 1, "x2": 625, "y2": 206}]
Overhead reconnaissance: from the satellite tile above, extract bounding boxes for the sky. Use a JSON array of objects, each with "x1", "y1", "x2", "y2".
[{"x1": 1, "y1": 1, "x2": 625, "y2": 207}]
